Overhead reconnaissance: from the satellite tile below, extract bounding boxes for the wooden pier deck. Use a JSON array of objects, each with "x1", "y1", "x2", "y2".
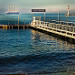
[{"x1": 0, "y1": 25, "x2": 30, "y2": 29}]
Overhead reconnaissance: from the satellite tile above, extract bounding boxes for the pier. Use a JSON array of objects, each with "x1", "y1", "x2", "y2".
[
  {"x1": 0, "y1": 19, "x2": 75, "y2": 43},
  {"x1": 0, "y1": 24, "x2": 30, "y2": 29},
  {"x1": 30, "y1": 17, "x2": 75, "y2": 43}
]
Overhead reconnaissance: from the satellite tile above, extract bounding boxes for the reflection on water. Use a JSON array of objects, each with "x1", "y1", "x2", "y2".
[
  {"x1": 31, "y1": 29, "x2": 75, "y2": 52},
  {"x1": 0, "y1": 29, "x2": 75, "y2": 74}
]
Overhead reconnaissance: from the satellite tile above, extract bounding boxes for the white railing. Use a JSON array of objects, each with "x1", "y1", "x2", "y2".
[{"x1": 31, "y1": 20, "x2": 75, "y2": 38}]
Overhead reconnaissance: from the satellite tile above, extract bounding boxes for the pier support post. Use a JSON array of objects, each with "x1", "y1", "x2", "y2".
[
  {"x1": 23, "y1": 26, "x2": 25, "y2": 29},
  {"x1": 9, "y1": 26, "x2": 10, "y2": 29},
  {"x1": 6, "y1": 25, "x2": 7, "y2": 30},
  {"x1": 18, "y1": 26, "x2": 19, "y2": 30},
  {"x1": 12, "y1": 26, "x2": 13, "y2": 29}
]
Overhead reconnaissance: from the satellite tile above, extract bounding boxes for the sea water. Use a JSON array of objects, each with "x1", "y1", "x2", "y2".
[{"x1": 0, "y1": 13, "x2": 75, "y2": 75}]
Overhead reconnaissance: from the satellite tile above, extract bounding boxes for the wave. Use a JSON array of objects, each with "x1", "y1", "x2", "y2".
[{"x1": 0, "y1": 52, "x2": 75, "y2": 66}]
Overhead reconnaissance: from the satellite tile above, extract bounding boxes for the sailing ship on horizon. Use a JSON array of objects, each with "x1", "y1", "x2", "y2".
[{"x1": 6, "y1": 5, "x2": 19, "y2": 14}]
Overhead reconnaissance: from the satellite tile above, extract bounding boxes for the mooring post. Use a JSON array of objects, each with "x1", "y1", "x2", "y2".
[{"x1": 18, "y1": 14, "x2": 19, "y2": 30}]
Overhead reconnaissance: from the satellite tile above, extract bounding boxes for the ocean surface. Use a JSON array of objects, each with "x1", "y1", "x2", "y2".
[
  {"x1": 0, "y1": 13, "x2": 75, "y2": 25},
  {"x1": 0, "y1": 13, "x2": 75, "y2": 75}
]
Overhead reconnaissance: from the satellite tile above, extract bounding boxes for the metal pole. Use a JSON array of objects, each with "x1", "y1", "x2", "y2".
[
  {"x1": 44, "y1": 12, "x2": 45, "y2": 22},
  {"x1": 18, "y1": 14, "x2": 19, "y2": 29},
  {"x1": 18, "y1": 15, "x2": 19, "y2": 25},
  {"x1": 32, "y1": 12, "x2": 33, "y2": 21},
  {"x1": 58, "y1": 12, "x2": 60, "y2": 21}
]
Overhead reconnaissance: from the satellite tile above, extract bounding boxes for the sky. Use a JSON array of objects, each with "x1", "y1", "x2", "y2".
[{"x1": 0, "y1": 0, "x2": 75, "y2": 13}]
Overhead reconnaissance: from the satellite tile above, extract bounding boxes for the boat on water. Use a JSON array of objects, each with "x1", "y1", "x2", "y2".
[
  {"x1": 6, "y1": 12, "x2": 19, "y2": 14},
  {"x1": 6, "y1": 5, "x2": 19, "y2": 14}
]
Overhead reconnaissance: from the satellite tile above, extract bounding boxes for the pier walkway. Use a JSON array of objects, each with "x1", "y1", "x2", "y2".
[{"x1": 30, "y1": 20, "x2": 75, "y2": 40}]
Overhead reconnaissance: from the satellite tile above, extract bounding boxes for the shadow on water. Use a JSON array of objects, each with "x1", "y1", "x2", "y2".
[{"x1": 31, "y1": 27, "x2": 75, "y2": 44}]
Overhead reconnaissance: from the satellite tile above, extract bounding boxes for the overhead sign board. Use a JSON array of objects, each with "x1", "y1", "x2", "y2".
[{"x1": 32, "y1": 9, "x2": 46, "y2": 12}]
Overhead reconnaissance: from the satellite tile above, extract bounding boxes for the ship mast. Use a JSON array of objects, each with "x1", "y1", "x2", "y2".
[
  {"x1": 15, "y1": 6, "x2": 17, "y2": 12},
  {"x1": 10, "y1": 5, "x2": 11, "y2": 12},
  {"x1": 17, "y1": 6, "x2": 18, "y2": 12},
  {"x1": 8, "y1": 6, "x2": 9, "y2": 12},
  {"x1": 13, "y1": 5, "x2": 14, "y2": 12}
]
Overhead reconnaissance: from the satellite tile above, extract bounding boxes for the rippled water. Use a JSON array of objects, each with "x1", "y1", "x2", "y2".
[
  {"x1": 0, "y1": 13, "x2": 75, "y2": 75},
  {"x1": 0, "y1": 29, "x2": 75, "y2": 75}
]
